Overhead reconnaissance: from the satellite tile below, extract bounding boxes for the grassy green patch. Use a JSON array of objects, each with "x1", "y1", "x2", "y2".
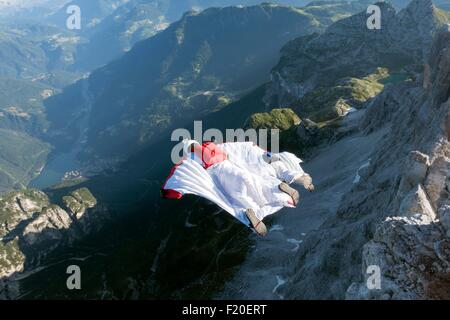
[
  {"x1": 0, "y1": 129, "x2": 51, "y2": 193},
  {"x1": 247, "y1": 108, "x2": 301, "y2": 130},
  {"x1": 291, "y1": 68, "x2": 389, "y2": 122}
]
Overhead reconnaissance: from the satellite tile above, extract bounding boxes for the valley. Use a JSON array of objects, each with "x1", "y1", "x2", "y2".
[{"x1": 0, "y1": 0, "x2": 449, "y2": 300}]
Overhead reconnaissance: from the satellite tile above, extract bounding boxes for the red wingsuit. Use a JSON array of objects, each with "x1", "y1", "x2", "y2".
[{"x1": 190, "y1": 141, "x2": 228, "y2": 169}]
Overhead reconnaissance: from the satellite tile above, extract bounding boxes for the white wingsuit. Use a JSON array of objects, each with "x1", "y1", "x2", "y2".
[{"x1": 162, "y1": 141, "x2": 307, "y2": 227}]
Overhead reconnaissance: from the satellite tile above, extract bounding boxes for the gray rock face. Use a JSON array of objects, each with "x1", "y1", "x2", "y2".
[
  {"x1": 399, "y1": 184, "x2": 436, "y2": 219},
  {"x1": 231, "y1": 23, "x2": 450, "y2": 300},
  {"x1": 346, "y1": 213, "x2": 446, "y2": 300},
  {"x1": 0, "y1": 187, "x2": 106, "y2": 298},
  {"x1": 63, "y1": 188, "x2": 97, "y2": 217},
  {"x1": 22, "y1": 205, "x2": 73, "y2": 247},
  {"x1": 0, "y1": 191, "x2": 46, "y2": 280},
  {"x1": 218, "y1": 9, "x2": 449, "y2": 301},
  {"x1": 295, "y1": 119, "x2": 321, "y2": 147},
  {"x1": 292, "y1": 118, "x2": 336, "y2": 152},
  {"x1": 440, "y1": 204, "x2": 450, "y2": 231},
  {"x1": 345, "y1": 25, "x2": 450, "y2": 300},
  {"x1": 398, "y1": 151, "x2": 430, "y2": 196},
  {"x1": 265, "y1": 0, "x2": 447, "y2": 107}
]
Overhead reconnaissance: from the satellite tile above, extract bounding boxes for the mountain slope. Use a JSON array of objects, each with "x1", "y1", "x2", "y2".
[
  {"x1": 73, "y1": 0, "x2": 371, "y2": 71},
  {"x1": 265, "y1": 0, "x2": 448, "y2": 107},
  {"x1": 46, "y1": 2, "x2": 362, "y2": 170},
  {"x1": 1, "y1": 1, "x2": 449, "y2": 300},
  {"x1": 219, "y1": 21, "x2": 450, "y2": 301},
  {"x1": 0, "y1": 186, "x2": 104, "y2": 298},
  {"x1": 0, "y1": 21, "x2": 83, "y2": 87},
  {"x1": 74, "y1": 1, "x2": 169, "y2": 70},
  {"x1": 0, "y1": 129, "x2": 51, "y2": 194},
  {"x1": 0, "y1": 21, "x2": 78, "y2": 193}
]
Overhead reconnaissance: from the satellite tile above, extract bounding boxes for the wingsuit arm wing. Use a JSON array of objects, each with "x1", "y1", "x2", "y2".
[
  {"x1": 161, "y1": 159, "x2": 238, "y2": 216},
  {"x1": 161, "y1": 163, "x2": 184, "y2": 199}
]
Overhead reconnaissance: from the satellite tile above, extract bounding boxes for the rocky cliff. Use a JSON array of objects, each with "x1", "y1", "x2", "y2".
[
  {"x1": 262, "y1": 23, "x2": 450, "y2": 300},
  {"x1": 0, "y1": 187, "x2": 106, "y2": 298},
  {"x1": 218, "y1": 12, "x2": 449, "y2": 302},
  {"x1": 265, "y1": 0, "x2": 449, "y2": 107},
  {"x1": 345, "y1": 24, "x2": 450, "y2": 299}
]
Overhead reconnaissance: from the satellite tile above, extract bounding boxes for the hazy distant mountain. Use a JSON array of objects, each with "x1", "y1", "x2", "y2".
[
  {"x1": 45, "y1": 2, "x2": 367, "y2": 169},
  {"x1": 0, "y1": 0, "x2": 66, "y2": 11},
  {"x1": 47, "y1": 0, "x2": 130, "y2": 28},
  {"x1": 0, "y1": 21, "x2": 84, "y2": 87},
  {"x1": 48, "y1": 0, "x2": 369, "y2": 70},
  {"x1": 73, "y1": 1, "x2": 170, "y2": 70},
  {"x1": 0, "y1": 0, "x2": 68, "y2": 19},
  {"x1": 0, "y1": 1, "x2": 385, "y2": 73},
  {"x1": 47, "y1": 0, "x2": 321, "y2": 27},
  {"x1": 0, "y1": 0, "x2": 369, "y2": 192},
  {"x1": 0, "y1": 18, "x2": 79, "y2": 192}
]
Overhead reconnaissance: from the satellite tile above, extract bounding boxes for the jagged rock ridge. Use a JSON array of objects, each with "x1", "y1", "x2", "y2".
[
  {"x1": 266, "y1": 0, "x2": 449, "y2": 107},
  {"x1": 273, "y1": 23, "x2": 450, "y2": 300},
  {"x1": 346, "y1": 24, "x2": 450, "y2": 299},
  {"x1": 0, "y1": 187, "x2": 106, "y2": 298}
]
